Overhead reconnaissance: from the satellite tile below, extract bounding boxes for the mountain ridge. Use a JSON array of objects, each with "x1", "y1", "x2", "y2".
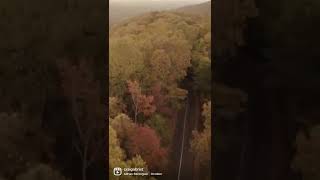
[{"x1": 175, "y1": 1, "x2": 211, "y2": 16}]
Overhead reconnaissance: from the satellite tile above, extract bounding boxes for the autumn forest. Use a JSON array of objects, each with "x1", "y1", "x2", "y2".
[
  {"x1": 2, "y1": 0, "x2": 320, "y2": 180},
  {"x1": 109, "y1": 1, "x2": 211, "y2": 180}
]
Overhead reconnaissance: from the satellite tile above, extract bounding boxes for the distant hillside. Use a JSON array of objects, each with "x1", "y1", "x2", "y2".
[
  {"x1": 109, "y1": 1, "x2": 205, "y2": 27},
  {"x1": 109, "y1": 3, "x2": 156, "y2": 26},
  {"x1": 175, "y1": 1, "x2": 211, "y2": 16}
]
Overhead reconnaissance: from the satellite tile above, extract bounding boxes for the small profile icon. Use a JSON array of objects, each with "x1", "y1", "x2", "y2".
[{"x1": 113, "y1": 167, "x2": 122, "y2": 176}]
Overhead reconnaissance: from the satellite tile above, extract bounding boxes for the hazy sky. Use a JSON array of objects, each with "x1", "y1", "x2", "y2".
[
  {"x1": 110, "y1": 0, "x2": 209, "y2": 4},
  {"x1": 110, "y1": 0, "x2": 210, "y2": 13}
]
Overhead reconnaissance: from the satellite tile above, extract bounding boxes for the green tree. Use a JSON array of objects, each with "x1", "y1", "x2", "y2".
[
  {"x1": 147, "y1": 114, "x2": 173, "y2": 146},
  {"x1": 193, "y1": 56, "x2": 211, "y2": 97}
]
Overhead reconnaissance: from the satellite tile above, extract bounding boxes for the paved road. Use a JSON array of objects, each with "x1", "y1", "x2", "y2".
[{"x1": 165, "y1": 91, "x2": 201, "y2": 180}]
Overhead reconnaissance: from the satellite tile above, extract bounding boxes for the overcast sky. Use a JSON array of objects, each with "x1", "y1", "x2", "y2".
[
  {"x1": 110, "y1": 0, "x2": 208, "y2": 1},
  {"x1": 109, "y1": 0, "x2": 211, "y2": 12},
  {"x1": 110, "y1": 0, "x2": 209, "y2": 4}
]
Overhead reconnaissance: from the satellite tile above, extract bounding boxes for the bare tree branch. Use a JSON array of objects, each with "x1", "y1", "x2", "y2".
[{"x1": 73, "y1": 140, "x2": 84, "y2": 161}]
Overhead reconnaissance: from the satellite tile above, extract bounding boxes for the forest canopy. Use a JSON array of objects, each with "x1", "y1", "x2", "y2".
[
  {"x1": 109, "y1": 11, "x2": 211, "y2": 99},
  {"x1": 109, "y1": 10, "x2": 211, "y2": 179}
]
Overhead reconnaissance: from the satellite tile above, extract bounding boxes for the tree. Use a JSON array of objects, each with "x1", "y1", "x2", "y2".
[
  {"x1": 110, "y1": 114, "x2": 135, "y2": 146},
  {"x1": 194, "y1": 56, "x2": 211, "y2": 97},
  {"x1": 109, "y1": 36, "x2": 145, "y2": 97},
  {"x1": 125, "y1": 125, "x2": 168, "y2": 171},
  {"x1": 109, "y1": 97, "x2": 126, "y2": 118},
  {"x1": 110, "y1": 12, "x2": 209, "y2": 109},
  {"x1": 191, "y1": 30, "x2": 211, "y2": 98},
  {"x1": 149, "y1": 49, "x2": 172, "y2": 82},
  {"x1": 109, "y1": 125, "x2": 153, "y2": 180},
  {"x1": 150, "y1": 83, "x2": 177, "y2": 120},
  {"x1": 110, "y1": 114, "x2": 169, "y2": 170},
  {"x1": 109, "y1": 125, "x2": 127, "y2": 177},
  {"x1": 109, "y1": 10, "x2": 213, "y2": 177},
  {"x1": 147, "y1": 114, "x2": 173, "y2": 146},
  {"x1": 190, "y1": 101, "x2": 211, "y2": 166},
  {"x1": 58, "y1": 59, "x2": 106, "y2": 180},
  {"x1": 150, "y1": 83, "x2": 166, "y2": 110},
  {"x1": 147, "y1": 34, "x2": 191, "y2": 104},
  {"x1": 0, "y1": 113, "x2": 54, "y2": 178},
  {"x1": 127, "y1": 80, "x2": 156, "y2": 122},
  {"x1": 1, "y1": 1, "x2": 107, "y2": 179},
  {"x1": 126, "y1": 155, "x2": 147, "y2": 169},
  {"x1": 202, "y1": 101, "x2": 211, "y2": 130}
]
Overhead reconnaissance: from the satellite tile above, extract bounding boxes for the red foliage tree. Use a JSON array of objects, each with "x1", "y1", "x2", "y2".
[
  {"x1": 127, "y1": 80, "x2": 156, "y2": 122},
  {"x1": 126, "y1": 125, "x2": 168, "y2": 171},
  {"x1": 150, "y1": 83, "x2": 175, "y2": 117},
  {"x1": 150, "y1": 83, "x2": 165, "y2": 109}
]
